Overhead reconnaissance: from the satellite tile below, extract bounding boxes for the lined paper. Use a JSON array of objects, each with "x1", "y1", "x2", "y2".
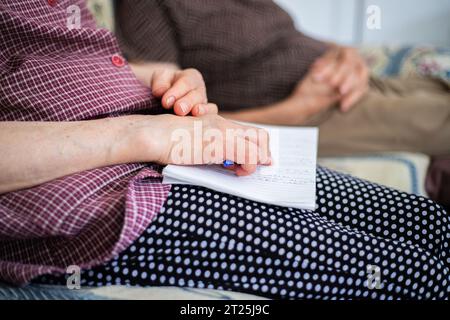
[{"x1": 163, "y1": 125, "x2": 318, "y2": 210}]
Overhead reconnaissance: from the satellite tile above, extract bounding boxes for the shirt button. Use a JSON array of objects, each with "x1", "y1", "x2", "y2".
[
  {"x1": 111, "y1": 54, "x2": 126, "y2": 68},
  {"x1": 47, "y1": 0, "x2": 57, "y2": 6}
]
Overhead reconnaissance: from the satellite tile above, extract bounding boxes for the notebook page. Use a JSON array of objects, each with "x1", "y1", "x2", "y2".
[{"x1": 163, "y1": 126, "x2": 318, "y2": 210}]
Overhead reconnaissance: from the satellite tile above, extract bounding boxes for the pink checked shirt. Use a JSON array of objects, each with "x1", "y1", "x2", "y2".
[{"x1": 0, "y1": 0, "x2": 170, "y2": 285}]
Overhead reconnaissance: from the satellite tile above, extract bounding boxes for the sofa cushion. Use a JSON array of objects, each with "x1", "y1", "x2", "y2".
[{"x1": 319, "y1": 153, "x2": 430, "y2": 196}]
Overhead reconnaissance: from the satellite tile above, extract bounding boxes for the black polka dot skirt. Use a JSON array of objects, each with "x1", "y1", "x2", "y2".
[{"x1": 36, "y1": 167, "x2": 450, "y2": 300}]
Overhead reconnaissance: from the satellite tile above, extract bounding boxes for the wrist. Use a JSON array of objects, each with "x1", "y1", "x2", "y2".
[{"x1": 108, "y1": 115, "x2": 162, "y2": 164}]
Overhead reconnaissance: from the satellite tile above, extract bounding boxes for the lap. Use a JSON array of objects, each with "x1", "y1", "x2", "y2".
[
  {"x1": 36, "y1": 167, "x2": 450, "y2": 299},
  {"x1": 318, "y1": 76, "x2": 450, "y2": 156}
]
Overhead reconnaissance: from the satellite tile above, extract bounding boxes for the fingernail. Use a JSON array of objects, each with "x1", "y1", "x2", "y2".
[
  {"x1": 179, "y1": 102, "x2": 189, "y2": 114},
  {"x1": 197, "y1": 105, "x2": 205, "y2": 115},
  {"x1": 166, "y1": 96, "x2": 175, "y2": 107}
]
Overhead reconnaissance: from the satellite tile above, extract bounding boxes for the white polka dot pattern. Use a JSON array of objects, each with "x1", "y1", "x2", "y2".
[{"x1": 37, "y1": 168, "x2": 450, "y2": 300}]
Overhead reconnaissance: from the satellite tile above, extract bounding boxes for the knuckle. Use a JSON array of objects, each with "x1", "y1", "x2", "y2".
[
  {"x1": 186, "y1": 68, "x2": 203, "y2": 80},
  {"x1": 196, "y1": 86, "x2": 208, "y2": 101},
  {"x1": 189, "y1": 89, "x2": 201, "y2": 99},
  {"x1": 153, "y1": 68, "x2": 164, "y2": 77},
  {"x1": 178, "y1": 77, "x2": 190, "y2": 88},
  {"x1": 194, "y1": 93, "x2": 208, "y2": 105},
  {"x1": 160, "y1": 68, "x2": 172, "y2": 78}
]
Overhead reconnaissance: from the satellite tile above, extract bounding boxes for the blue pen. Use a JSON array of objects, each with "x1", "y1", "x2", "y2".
[{"x1": 222, "y1": 160, "x2": 235, "y2": 168}]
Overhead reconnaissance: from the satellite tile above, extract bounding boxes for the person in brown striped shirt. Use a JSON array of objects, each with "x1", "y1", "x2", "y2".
[{"x1": 114, "y1": 0, "x2": 450, "y2": 156}]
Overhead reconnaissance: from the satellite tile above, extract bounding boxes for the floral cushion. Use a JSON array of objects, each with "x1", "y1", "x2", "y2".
[
  {"x1": 319, "y1": 153, "x2": 430, "y2": 196},
  {"x1": 361, "y1": 46, "x2": 450, "y2": 83}
]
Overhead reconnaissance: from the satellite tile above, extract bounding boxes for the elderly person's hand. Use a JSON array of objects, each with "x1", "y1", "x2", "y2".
[
  {"x1": 311, "y1": 45, "x2": 369, "y2": 112},
  {"x1": 287, "y1": 69, "x2": 340, "y2": 121},
  {"x1": 143, "y1": 114, "x2": 272, "y2": 176},
  {"x1": 130, "y1": 62, "x2": 217, "y2": 117},
  {"x1": 220, "y1": 71, "x2": 340, "y2": 127}
]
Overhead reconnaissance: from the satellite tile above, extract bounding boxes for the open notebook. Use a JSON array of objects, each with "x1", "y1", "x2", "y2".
[{"x1": 162, "y1": 124, "x2": 318, "y2": 210}]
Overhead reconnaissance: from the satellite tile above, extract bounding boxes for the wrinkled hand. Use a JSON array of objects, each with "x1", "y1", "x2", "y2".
[
  {"x1": 138, "y1": 114, "x2": 272, "y2": 176},
  {"x1": 130, "y1": 63, "x2": 217, "y2": 116},
  {"x1": 290, "y1": 69, "x2": 340, "y2": 118},
  {"x1": 268, "y1": 68, "x2": 340, "y2": 126},
  {"x1": 311, "y1": 46, "x2": 369, "y2": 112}
]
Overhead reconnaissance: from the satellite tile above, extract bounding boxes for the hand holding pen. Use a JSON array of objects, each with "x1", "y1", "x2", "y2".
[{"x1": 222, "y1": 159, "x2": 271, "y2": 176}]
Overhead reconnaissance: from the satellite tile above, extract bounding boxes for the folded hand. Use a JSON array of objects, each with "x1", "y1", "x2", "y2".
[{"x1": 311, "y1": 45, "x2": 369, "y2": 112}]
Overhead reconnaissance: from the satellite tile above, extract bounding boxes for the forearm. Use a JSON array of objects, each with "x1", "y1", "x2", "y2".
[{"x1": 0, "y1": 116, "x2": 156, "y2": 194}]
